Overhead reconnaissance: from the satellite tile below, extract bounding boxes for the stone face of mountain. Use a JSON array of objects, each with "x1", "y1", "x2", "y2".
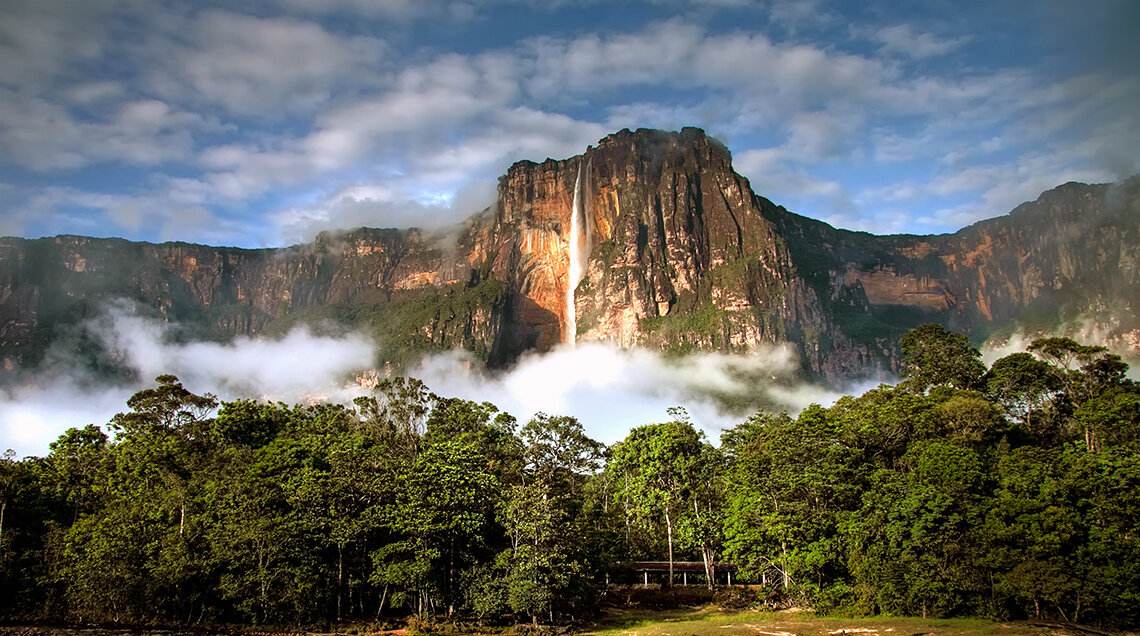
[
  {"x1": 0, "y1": 229, "x2": 503, "y2": 375},
  {"x1": 1, "y1": 128, "x2": 1137, "y2": 383},
  {"x1": 779, "y1": 177, "x2": 1140, "y2": 355},
  {"x1": 482, "y1": 128, "x2": 887, "y2": 379}
]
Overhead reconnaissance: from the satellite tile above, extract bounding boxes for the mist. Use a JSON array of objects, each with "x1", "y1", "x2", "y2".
[
  {"x1": 982, "y1": 327, "x2": 1140, "y2": 381},
  {"x1": 0, "y1": 302, "x2": 377, "y2": 458},
  {"x1": 409, "y1": 342, "x2": 855, "y2": 447},
  {"x1": 0, "y1": 302, "x2": 853, "y2": 458}
]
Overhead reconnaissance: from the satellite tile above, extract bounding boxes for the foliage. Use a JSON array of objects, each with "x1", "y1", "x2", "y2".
[
  {"x1": 2, "y1": 324, "x2": 1139, "y2": 628},
  {"x1": 899, "y1": 324, "x2": 986, "y2": 392}
]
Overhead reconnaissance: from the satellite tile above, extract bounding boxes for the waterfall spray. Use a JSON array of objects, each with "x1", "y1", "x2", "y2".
[{"x1": 565, "y1": 162, "x2": 589, "y2": 345}]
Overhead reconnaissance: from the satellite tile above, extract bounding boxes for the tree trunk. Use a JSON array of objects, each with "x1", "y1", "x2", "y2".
[
  {"x1": 0, "y1": 499, "x2": 6, "y2": 536},
  {"x1": 449, "y1": 535, "x2": 456, "y2": 615},
  {"x1": 781, "y1": 541, "x2": 789, "y2": 589},
  {"x1": 695, "y1": 500, "x2": 714, "y2": 590},
  {"x1": 258, "y1": 544, "x2": 268, "y2": 623},
  {"x1": 665, "y1": 504, "x2": 674, "y2": 588},
  {"x1": 377, "y1": 585, "x2": 388, "y2": 618},
  {"x1": 337, "y1": 542, "x2": 344, "y2": 621},
  {"x1": 702, "y1": 545, "x2": 715, "y2": 590}
]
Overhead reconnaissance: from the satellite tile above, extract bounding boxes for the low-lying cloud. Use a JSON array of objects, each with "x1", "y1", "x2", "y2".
[
  {"x1": 982, "y1": 325, "x2": 1140, "y2": 381},
  {"x1": 0, "y1": 302, "x2": 851, "y2": 458},
  {"x1": 0, "y1": 302, "x2": 377, "y2": 457},
  {"x1": 410, "y1": 342, "x2": 852, "y2": 447}
]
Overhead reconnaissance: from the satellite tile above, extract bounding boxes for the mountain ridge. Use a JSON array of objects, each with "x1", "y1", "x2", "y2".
[{"x1": 2, "y1": 127, "x2": 1137, "y2": 384}]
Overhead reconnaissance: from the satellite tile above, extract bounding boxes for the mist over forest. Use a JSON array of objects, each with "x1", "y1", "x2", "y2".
[
  {"x1": 2, "y1": 324, "x2": 1138, "y2": 629},
  {"x1": 0, "y1": 299, "x2": 859, "y2": 460},
  {"x1": 2, "y1": 0, "x2": 1139, "y2": 630}
]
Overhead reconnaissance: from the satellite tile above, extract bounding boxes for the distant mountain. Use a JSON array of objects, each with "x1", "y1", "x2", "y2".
[{"x1": 2, "y1": 128, "x2": 1137, "y2": 384}]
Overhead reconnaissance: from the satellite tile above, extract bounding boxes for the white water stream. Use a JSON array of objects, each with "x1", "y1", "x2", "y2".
[{"x1": 565, "y1": 162, "x2": 589, "y2": 345}]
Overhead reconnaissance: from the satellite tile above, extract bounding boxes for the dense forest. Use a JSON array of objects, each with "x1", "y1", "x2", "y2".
[{"x1": 1, "y1": 325, "x2": 1138, "y2": 629}]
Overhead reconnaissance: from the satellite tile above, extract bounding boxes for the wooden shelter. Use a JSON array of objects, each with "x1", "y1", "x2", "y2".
[{"x1": 622, "y1": 561, "x2": 739, "y2": 587}]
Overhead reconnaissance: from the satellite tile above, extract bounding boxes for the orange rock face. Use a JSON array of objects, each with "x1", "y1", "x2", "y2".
[{"x1": 2, "y1": 129, "x2": 1138, "y2": 382}]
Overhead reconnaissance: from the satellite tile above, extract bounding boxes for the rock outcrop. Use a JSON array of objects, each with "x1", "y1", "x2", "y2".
[
  {"x1": 2, "y1": 127, "x2": 1137, "y2": 383},
  {"x1": 479, "y1": 128, "x2": 888, "y2": 379}
]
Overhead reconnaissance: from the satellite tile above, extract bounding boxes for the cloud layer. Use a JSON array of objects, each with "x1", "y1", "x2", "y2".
[
  {"x1": 0, "y1": 303, "x2": 849, "y2": 458},
  {"x1": 0, "y1": 0, "x2": 1135, "y2": 246}
]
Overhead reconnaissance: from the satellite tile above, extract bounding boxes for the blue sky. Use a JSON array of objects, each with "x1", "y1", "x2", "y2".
[{"x1": 1, "y1": 0, "x2": 1137, "y2": 248}]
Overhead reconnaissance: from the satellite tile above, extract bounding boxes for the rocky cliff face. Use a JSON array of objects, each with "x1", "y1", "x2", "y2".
[
  {"x1": 775, "y1": 177, "x2": 1140, "y2": 356},
  {"x1": 480, "y1": 127, "x2": 889, "y2": 379},
  {"x1": 2, "y1": 128, "x2": 1137, "y2": 384},
  {"x1": 0, "y1": 228, "x2": 500, "y2": 375}
]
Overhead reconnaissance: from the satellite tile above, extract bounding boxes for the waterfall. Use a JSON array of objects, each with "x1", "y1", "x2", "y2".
[{"x1": 565, "y1": 161, "x2": 589, "y2": 345}]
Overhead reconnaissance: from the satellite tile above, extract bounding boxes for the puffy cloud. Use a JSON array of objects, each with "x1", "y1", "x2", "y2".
[
  {"x1": 409, "y1": 341, "x2": 836, "y2": 446},
  {"x1": 147, "y1": 9, "x2": 387, "y2": 116},
  {"x1": 0, "y1": 89, "x2": 228, "y2": 171},
  {"x1": 271, "y1": 178, "x2": 497, "y2": 243},
  {"x1": 8, "y1": 186, "x2": 247, "y2": 246},
  {"x1": 0, "y1": 1, "x2": 1134, "y2": 251},
  {"x1": 0, "y1": 302, "x2": 377, "y2": 458},
  {"x1": 867, "y1": 24, "x2": 970, "y2": 60},
  {"x1": 0, "y1": 302, "x2": 845, "y2": 458},
  {"x1": 0, "y1": 0, "x2": 115, "y2": 92}
]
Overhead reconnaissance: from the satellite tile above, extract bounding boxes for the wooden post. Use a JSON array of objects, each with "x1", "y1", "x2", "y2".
[
  {"x1": 727, "y1": 571, "x2": 733, "y2": 586},
  {"x1": 644, "y1": 571, "x2": 648, "y2": 588},
  {"x1": 683, "y1": 572, "x2": 688, "y2": 586}
]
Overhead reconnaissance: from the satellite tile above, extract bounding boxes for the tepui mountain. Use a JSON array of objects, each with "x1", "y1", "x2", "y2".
[{"x1": 1, "y1": 127, "x2": 1138, "y2": 384}]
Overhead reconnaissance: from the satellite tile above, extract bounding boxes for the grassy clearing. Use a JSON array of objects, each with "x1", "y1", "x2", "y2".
[{"x1": 582, "y1": 606, "x2": 1086, "y2": 636}]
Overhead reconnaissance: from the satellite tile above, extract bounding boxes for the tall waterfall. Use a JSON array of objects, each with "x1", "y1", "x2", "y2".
[{"x1": 565, "y1": 162, "x2": 589, "y2": 345}]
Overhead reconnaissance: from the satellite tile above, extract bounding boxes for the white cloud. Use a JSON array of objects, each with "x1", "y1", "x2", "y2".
[
  {"x1": 271, "y1": 178, "x2": 497, "y2": 243},
  {"x1": 768, "y1": 0, "x2": 834, "y2": 31},
  {"x1": 784, "y1": 109, "x2": 862, "y2": 161},
  {"x1": 410, "y1": 341, "x2": 834, "y2": 446},
  {"x1": 0, "y1": 381, "x2": 134, "y2": 459},
  {"x1": 0, "y1": 89, "x2": 226, "y2": 171},
  {"x1": 0, "y1": 302, "x2": 843, "y2": 458},
  {"x1": 0, "y1": 302, "x2": 378, "y2": 458},
  {"x1": 867, "y1": 24, "x2": 969, "y2": 60},
  {"x1": 915, "y1": 150, "x2": 1112, "y2": 231},
  {"x1": 271, "y1": 0, "x2": 467, "y2": 20},
  {"x1": 0, "y1": 0, "x2": 114, "y2": 92},
  {"x1": 10, "y1": 186, "x2": 248, "y2": 246},
  {"x1": 734, "y1": 146, "x2": 858, "y2": 224},
  {"x1": 63, "y1": 80, "x2": 125, "y2": 105},
  {"x1": 148, "y1": 10, "x2": 386, "y2": 116},
  {"x1": 0, "y1": 1, "x2": 1134, "y2": 253}
]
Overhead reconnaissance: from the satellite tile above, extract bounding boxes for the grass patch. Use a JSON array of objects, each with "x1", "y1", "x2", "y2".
[{"x1": 583, "y1": 606, "x2": 1071, "y2": 636}]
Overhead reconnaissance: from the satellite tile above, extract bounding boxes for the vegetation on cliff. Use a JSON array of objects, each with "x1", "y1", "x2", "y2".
[
  {"x1": 4, "y1": 132, "x2": 1137, "y2": 387},
  {"x1": 1, "y1": 326, "x2": 1138, "y2": 629}
]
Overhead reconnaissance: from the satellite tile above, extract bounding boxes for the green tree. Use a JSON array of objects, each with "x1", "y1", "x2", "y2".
[
  {"x1": 984, "y1": 446, "x2": 1083, "y2": 621},
  {"x1": 373, "y1": 398, "x2": 507, "y2": 618},
  {"x1": 849, "y1": 442, "x2": 989, "y2": 618},
  {"x1": 722, "y1": 407, "x2": 857, "y2": 603},
  {"x1": 494, "y1": 414, "x2": 603, "y2": 623},
  {"x1": 42, "y1": 425, "x2": 109, "y2": 523},
  {"x1": 1074, "y1": 388, "x2": 1140, "y2": 451},
  {"x1": 899, "y1": 324, "x2": 986, "y2": 393},
  {"x1": 353, "y1": 376, "x2": 435, "y2": 458},
  {"x1": 609, "y1": 412, "x2": 712, "y2": 587},
  {"x1": 985, "y1": 352, "x2": 1062, "y2": 436},
  {"x1": 109, "y1": 374, "x2": 217, "y2": 439},
  {"x1": 1028, "y1": 337, "x2": 1134, "y2": 450}
]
